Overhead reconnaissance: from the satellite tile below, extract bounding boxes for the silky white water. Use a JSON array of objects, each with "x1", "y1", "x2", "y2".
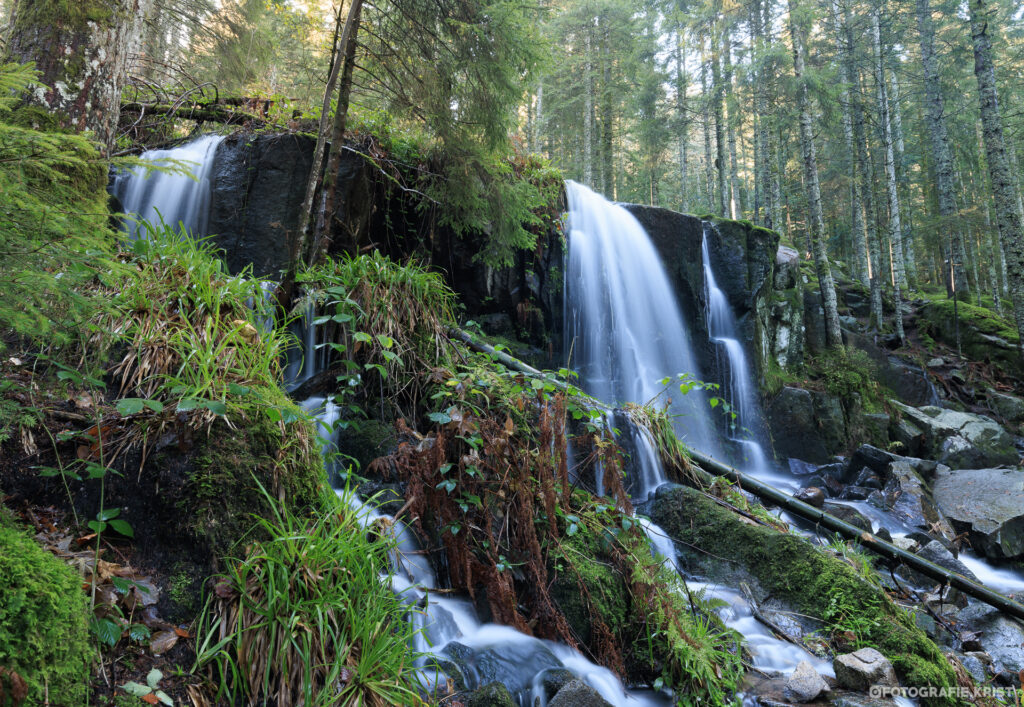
[
  {"x1": 564, "y1": 181, "x2": 718, "y2": 459},
  {"x1": 111, "y1": 134, "x2": 224, "y2": 238}
]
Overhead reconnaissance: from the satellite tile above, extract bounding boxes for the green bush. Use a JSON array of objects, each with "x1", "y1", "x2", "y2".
[
  {"x1": 0, "y1": 62, "x2": 117, "y2": 352},
  {"x1": 813, "y1": 346, "x2": 883, "y2": 409},
  {"x1": 0, "y1": 511, "x2": 91, "y2": 706}
]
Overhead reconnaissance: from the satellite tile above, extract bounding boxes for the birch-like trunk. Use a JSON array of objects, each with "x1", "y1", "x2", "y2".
[
  {"x1": 675, "y1": 28, "x2": 689, "y2": 212},
  {"x1": 583, "y1": 23, "x2": 594, "y2": 188},
  {"x1": 918, "y1": 0, "x2": 966, "y2": 296},
  {"x1": 722, "y1": 26, "x2": 740, "y2": 218},
  {"x1": 970, "y1": 0, "x2": 1024, "y2": 349},
  {"x1": 788, "y1": 0, "x2": 842, "y2": 348},
  {"x1": 702, "y1": 47, "x2": 715, "y2": 211},
  {"x1": 711, "y1": 44, "x2": 728, "y2": 217}
]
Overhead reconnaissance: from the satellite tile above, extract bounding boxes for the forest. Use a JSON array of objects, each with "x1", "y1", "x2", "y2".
[{"x1": 1, "y1": 0, "x2": 1024, "y2": 706}]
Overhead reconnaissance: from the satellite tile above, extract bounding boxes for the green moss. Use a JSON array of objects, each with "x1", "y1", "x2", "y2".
[
  {"x1": 549, "y1": 523, "x2": 629, "y2": 644},
  {"x1": 0, "y1": 510, "x2": 91, "y2": 706},
  {"x1": 922, "y1": 298, "x2": 1019, "y2": 344},
  {"x1": 182, "y1": 392, "x2": 325, "y2": 564},
  {"x1": 652, "y1": 486, "x2": 957, "y2": 703}
]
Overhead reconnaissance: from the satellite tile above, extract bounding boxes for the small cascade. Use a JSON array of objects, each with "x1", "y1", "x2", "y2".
[
  {"x1": 699, "y1": 226, "x2": 796, "y2": 489},
  {"x1": 564, "y1": 181, "x2": 718, "y2": 459},
  {"x1": 290, "y1": 310, "x2": 662, "y2": 706},
  {"x1": 111, "y1": 134, "x2": 224, "y2": 238}
]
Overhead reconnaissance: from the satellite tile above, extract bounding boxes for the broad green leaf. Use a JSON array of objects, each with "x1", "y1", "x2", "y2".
[
  {"x1": 109, "y1": 519, "x2": 134, "y2": 538},
  {"x1": 116, "y1": 398, "x2": 145, "y2": 416},
  {"x1": 122, "y1": 682, "x2": 152, "y2": 697}
]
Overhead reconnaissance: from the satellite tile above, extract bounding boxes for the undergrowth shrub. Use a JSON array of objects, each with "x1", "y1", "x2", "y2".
[
  {"x1": 195, "y1": 482, "x2": 423, "y2": 707},
  {"x1": 294, "y1": 252, "x2": 457, "y2": 419},
  {"x1": 812, "y1": 346, "x2": 884, "y2": 409}
]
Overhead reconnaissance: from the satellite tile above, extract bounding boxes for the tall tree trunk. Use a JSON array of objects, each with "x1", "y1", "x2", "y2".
[
  {"x1": 873, "y1": 9, "x2": 907, "y2": 344},
  {"x1": 314, "y1": 0, "x2": 364, "y2": 263},
  {"x1": 286, "y1": 1, "x2": 348, "y2": 291},
  {"x1": 887, "y1": 71, "x2": 916, "y2": 288},
  {"x1": 600, "y1": 21, "x2": 614, "y2": 198},
  {"x1": 583, "y1": 22, "x2": 594, "y2": 188},
  {"x1": 916, "y1": 0, "x2": 967, "y2": 297},
  {"x1": 788, "y1": 0, "x2": 842, "y2": 348},
  {"x1": 830, "y1": 0, "x2": 870, "y2": 288},
  {"x1": 722, "y1": 26, "x2": 740, "y2": 218},
  {"x1": 674, "y1": 27, "x2": 689, "y2": 212},
  {"x1": 970, "y1": 0, "x2": 1024, "y2": 350},
  {"x1": 532, "y1": 80, "x2": 543, "y2": 155},
  {"x1": 6, "y1": 0, "x2": 152, "y2": 152},
  {"x1": 711, "y1": 43, "x2": 728, "y2": 217},
  {"x1": 751, "y1": 0, "x2": 769, "y2": 226},
  {"x1": 702, "y1": 46, "x2": 714, "y2": 211}
]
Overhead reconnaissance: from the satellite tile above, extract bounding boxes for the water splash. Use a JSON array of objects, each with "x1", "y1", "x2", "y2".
[{"x1": 111, "y1": 134, "x2": 224, "y2": 238}]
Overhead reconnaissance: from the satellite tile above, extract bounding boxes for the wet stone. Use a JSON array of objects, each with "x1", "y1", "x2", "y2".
[
  {"x1": 548, "y1": 679, "x2": 612, "y2": 707},
  {"x1": 783, "y1": 660, "x2": 829, "y2": 702}
]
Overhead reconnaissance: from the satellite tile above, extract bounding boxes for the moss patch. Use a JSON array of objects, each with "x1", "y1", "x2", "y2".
[
  {"x1": 179, "y1": 395, "x2": 325, "y2": 565},
  {"x1": 0, "y1": 509, "x2": 91, "y2": 706},
  {"x1": 651, "y1": 485, "x2": 957, "y2": 703}
]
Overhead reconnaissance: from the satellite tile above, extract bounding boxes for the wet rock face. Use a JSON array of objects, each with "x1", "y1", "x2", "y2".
[
  {"x1": 205, "y1": 132, "x2": 564, "y2": 365},
  {"x1": 209, "y1": 133, "x2": 316, "y2": 277},
  {"x1": 932, "y1": 467, "x2": 1024, "y2": 559},
  {"x1": 767, "y1": 387, "x2": 849, "y2": 464}
]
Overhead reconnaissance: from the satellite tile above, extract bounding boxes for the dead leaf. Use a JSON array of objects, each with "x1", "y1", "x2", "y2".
[
  {"x1": 213, "y1": 578, "x2": 236, "y2": 599},
  {"x1": 149, "y1": 630, "x2": 178, "y2": 655},
  {"x1": 174, "y1": 627, "x2": 190, "y2": 638},
  {"x1": 140, "y1": 693, "x2": 160, "y2": 705}
]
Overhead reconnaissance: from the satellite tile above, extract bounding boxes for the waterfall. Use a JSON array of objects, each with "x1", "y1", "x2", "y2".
[
  {"x1": 566, "y1": 182, "x2": 832, "y2": 678},
  {"x1": 111, "y1": 134, "x2": 224, "y2": 238},
  {"x1": 564, "y1": 180, "x2": 718, "y2": 467}
]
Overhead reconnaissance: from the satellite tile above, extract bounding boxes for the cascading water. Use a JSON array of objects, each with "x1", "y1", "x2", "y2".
[
  {"x1": 566, "y1": 181, "x2": 831, "y2": 678},
  {"x1": 111, "y1": 134, "x2": 224, "y2": 238},
  {"x1": 564, "y1": 181, "x2": 719, "y2": 469}
]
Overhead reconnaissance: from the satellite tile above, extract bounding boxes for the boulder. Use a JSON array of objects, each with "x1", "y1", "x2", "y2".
[
  {"x1": 548, "y1": 679, "x2": 613, "y2": 707},
  {"x1": 956, "y1": 603, "x2": 1024, "y2": 680},
  {"x1": 932, "y1": 467, "x2": 1024, "y2": 559},
  {"x1": 892, "y1": 402, "x2": 1018, "y2": 469},
  {"x1": 795, "y1": 486, "x2": 826, "y2": 508},
  {"x1": 847, "y1": 444, "x2": 898, "y2": 479},
  {"x1": 467, "y1": 681, "x2": 515, "y2": 707},
  {"x1": 990, "y1": 393, "x2": 1024, "y2": 425},
  {"x1": 775, "y1": 245, "x2": 800, "y2": 290},
  {"x1": 869, "y1": 460, "x2": 951, "y2": 537},
  {"x1": 833, "y1": 648, "x2": 898, "y2": 692},
  {"x1": 784, "y1": 661, "x2": 829, "y2": 702}
]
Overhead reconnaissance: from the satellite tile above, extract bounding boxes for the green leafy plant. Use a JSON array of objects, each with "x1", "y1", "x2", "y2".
[{"x1": 122, "y1": 668, "x2": 173, "y2": 705}]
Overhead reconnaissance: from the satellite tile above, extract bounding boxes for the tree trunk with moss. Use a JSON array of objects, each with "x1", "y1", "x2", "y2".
[
  {"x1": 970, "y1": 0, "x2": 1024, "y2": 352},
  {"x1": 5, "y1": 0, "x2": 150, "y2": 152}
]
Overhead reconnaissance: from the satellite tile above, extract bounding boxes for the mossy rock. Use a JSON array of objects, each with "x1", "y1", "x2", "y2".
[
  {"x1": 920, "y1": 300, "x2": 1022, "y2": 377},
  {"x1": 549, "y1": 525, "x2": 629, "y2": 647},
  {"x1": 650, "y1": 484, "x2": 957, "y2": 703},
  {"x1": 177, "y1": 403, "x2": 325, "y2": 564},
  {"x1": 0, "y1": 510, "x2": 91, "y2": 706}
]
